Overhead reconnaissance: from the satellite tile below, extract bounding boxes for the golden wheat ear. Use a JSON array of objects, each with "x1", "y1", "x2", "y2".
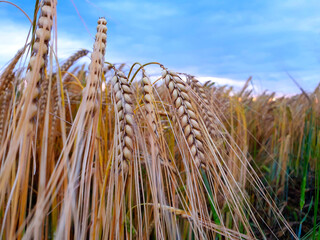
[
  {"x1": 141, "y1": 71, "x2": 158, "y2": 135},
  {"x1": 60, "y1": 49, "x2": 90, "y2": 74},
  {"x1": 48, "y1": 49, "x2": 90, "y2": 138},
  {"x1": 111, "y1": 70, "x2": 136, "y2": 174},
  {"x1": 0, "y1": 48, "x2": 26, "y2": 141},
  {"x1": 141, "y1": 71, "x2": 176, "y2": 172},
  {"x1": 187, "y1": 76, "x2": 219, "y2": 138},
  {"x1": 163, "y1": 69, "x2": 205, "y2": 168},
  {"x1": 0, "y1": 81, "x2": 14, "y2": 143},
  {"x1": 23, "y1": 0, "x2": 54, "y2": 127},
  {"x1": 40, "y1": 49, "x2": 90, "y2": 118},
  {"x1": 0, "y1": 47, "x2": 26, "y2": 92}
]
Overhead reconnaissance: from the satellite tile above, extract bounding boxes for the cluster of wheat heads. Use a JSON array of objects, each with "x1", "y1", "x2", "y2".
[{"x1": 0, "y1": 1, "x2": 302, "y2": 239}]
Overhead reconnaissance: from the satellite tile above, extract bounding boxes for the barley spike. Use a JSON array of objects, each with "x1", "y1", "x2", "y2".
[
  {"x1": 112, "y1": 70, "x2": 136, "y2": 173},
  {"x1": 163, "y1": 69, "x2": 206, "y2": 168},
  {"x1": 187, "y1": 76, "x2": 218, "y2": 137}
]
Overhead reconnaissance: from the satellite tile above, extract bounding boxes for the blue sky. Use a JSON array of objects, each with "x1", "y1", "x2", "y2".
[{"x1": 1, "y1": 0, "x2": 320, "y2": 94}]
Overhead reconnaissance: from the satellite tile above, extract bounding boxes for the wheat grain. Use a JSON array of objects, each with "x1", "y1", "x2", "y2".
[{"x1": 163, "y1": 69, "x2": 205, "y2": 168}]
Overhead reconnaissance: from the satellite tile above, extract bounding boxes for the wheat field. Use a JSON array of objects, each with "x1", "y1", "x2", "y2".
[{"x1": 0, "y1": 1, "x2": 319, "y2": 239}]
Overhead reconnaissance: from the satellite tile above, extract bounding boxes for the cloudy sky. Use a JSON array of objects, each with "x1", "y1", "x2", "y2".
[{"x1": 1, "y1": 0, "x2": 320, "y2": 94}]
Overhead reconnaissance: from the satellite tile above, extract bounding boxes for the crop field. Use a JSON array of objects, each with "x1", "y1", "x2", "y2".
[{"x1": 0, "y1": 0, "x2": 319, "y2": 239}]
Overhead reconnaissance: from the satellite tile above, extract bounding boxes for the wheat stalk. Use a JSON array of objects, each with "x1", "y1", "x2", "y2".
[{"x1": 163, "y1": 69, "x2": 205, "y2": 168}]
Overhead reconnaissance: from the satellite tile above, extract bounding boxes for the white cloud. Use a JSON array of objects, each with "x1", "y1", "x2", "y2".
[
  {"x1": 0, "y1": 22, "x2": 90, "y2": 67},
  {"x1": 197, "y1": 76, "x2": 246, "y2": 88},
  {"x1": 0, "y1": 21, "x2": 30, "y2": 68},
  {"x1": 97, "y1": 1, "x2": 179, "y2": 20},
  {"x1": 0, "y1": 21, "x2": 92, "y2": 69},
  {"x1": 0, "y1": 20, "x2": 147, "y2": 76},
  {"x1": 57, "y1": 34, "x2": 91, "y2": 59}
]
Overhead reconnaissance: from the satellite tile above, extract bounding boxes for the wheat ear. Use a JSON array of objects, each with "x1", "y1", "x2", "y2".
[
  {"x1": 0, "y1": 84, "x2": 13, "y2": 141},
  {"x1": 25, "y1": 0, "x2": 53, "y2": 125},
  {"x1": 187, "y1": 76, "x2": 218, "y2": 137},
  {"x1": 141, "y1": 71, "x2": 176, "y2": 169},
  {"x1": 0, "y1": 48, "x2": 23, "y2": 140},
  {"x1": 40, "y1": 49, "x2": 89, "y2": 118},
  {"x1": 60, "y1": 49, "x2": 90, "y2": 74},
  {"x1": 49, "y1": 49, "x2": 90, "y2": 138},
  {"x1": 111, "y1": 70, "x2": 136, "y2": 173},
  {"x1": 141, "y1": 71, "x2": 158, "y2": 135},
  {"x1": 0, "y1": 47, "x2": 25, "y2": 92},
  {"x1": 83, "y1": 18, "x2": 107, "y2": 114},
  {"x1": 163, "y1": 69, "x2": 205, "y2": 168}
]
